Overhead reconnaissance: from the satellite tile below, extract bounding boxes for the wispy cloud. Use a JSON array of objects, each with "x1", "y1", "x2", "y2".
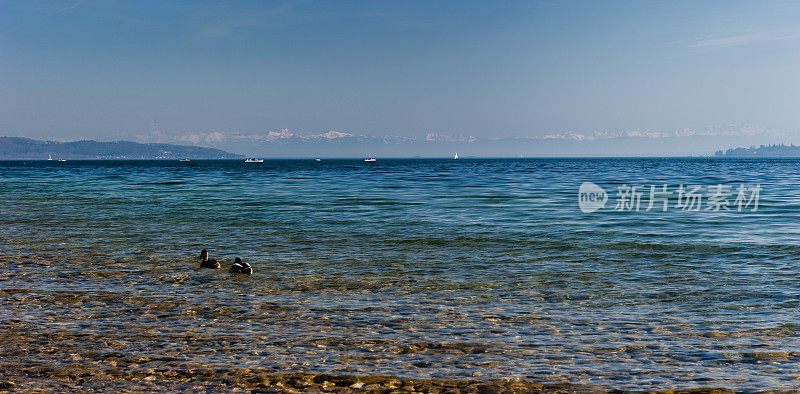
[
  {"x1": 38, "y1": 0, "x2": 89, "y2": 22},
  {"x1": 689, "y1": 30, "x2": 800, "y2": 48},
  {"x1": 357, "y1": 13, "x2": 434, "y2": 28},
  {"x1": 185, "y1": 1, "x2": 307, "y2": 38},
  {"x1": 12, "y1": 0, "x2": 90, "y2": 31},
  {"x1": 691, "y1": 33, "x2": 762, "y2": 48}
]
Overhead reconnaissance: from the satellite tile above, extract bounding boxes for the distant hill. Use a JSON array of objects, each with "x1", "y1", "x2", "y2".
[
  {"x1": 715, "y1": 144, "x2": 800, "y2": 157},
  {"x1": 0, "y1": 137, "x2": 241, "y2": 159}
]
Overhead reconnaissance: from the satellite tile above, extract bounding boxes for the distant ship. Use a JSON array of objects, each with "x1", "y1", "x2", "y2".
[
  {"x1": 454, "y1": 153, "x2": 459, "y2": 159},
  {"x1": 57, "y1": 159, "x2": 66, "y2": 162},
  {"x1": 315, "y1": 158, "x2": 321, "y2": 162},
  {"x1": 48, "y1": 155, "x2": 53, "y2": 161},
  {"x1": 179, "y1": 158, "x2": 190, "y2": 162},
  {"x1": 364, "y1": 158, "x2": 377, "y2": 162},
  {"x1": 244, "y1": 158, "x2": 264, "y2": 163}
]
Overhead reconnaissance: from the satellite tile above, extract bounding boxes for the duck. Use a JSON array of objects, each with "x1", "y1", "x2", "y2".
[
  {"x1": 229, "y1": 257, "x2": 252, "y2": 275},
  {"x1": 199, "y1": 249, "x2": 221, "y2": 269}
]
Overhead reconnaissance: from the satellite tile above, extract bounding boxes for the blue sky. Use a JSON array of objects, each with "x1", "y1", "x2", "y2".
[{"x1": 1, "y1": 0, "x2": 799, "y2": 153}]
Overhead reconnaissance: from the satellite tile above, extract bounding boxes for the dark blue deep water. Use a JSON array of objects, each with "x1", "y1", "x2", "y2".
[{"x1": 1, "y1": 158, "x2": 800, "y2": 389}]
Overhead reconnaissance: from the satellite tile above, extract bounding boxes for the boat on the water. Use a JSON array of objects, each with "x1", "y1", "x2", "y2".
[
  {"x1": 179, "y1": 158, "x2": 190, "y2": 162},
  {"x1": 57, "y1": 159, "x2": 66, "y2": 162},
  {"x1": 244, "y1": 158, "x2": 264, "y2": 163},
  {"x1": 364, "y1": 158, "x2": 377, "y2": 162},
  {"x1": 454, "y1": 153, "x2": 459, "y2": 159}
]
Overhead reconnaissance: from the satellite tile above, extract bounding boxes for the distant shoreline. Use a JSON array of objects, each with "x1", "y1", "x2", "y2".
[
  {"x1": 0, "y1": 137, "x2": 240, "y2": 160},
  {"x1": 8, "y1": 156, "x2": 800, "y2": 160}
]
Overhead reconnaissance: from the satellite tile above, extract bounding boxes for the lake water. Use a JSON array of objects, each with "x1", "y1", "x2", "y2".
[{"x1": 1, "y1": 158, "x2": 799, "y2": 390}]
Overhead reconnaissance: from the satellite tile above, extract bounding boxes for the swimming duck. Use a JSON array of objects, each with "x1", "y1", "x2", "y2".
[
  {"x1": 199, "y1": 249, "x2": 221, "y2": 269},
  {"x1": 229, "y1": 257, "x2": 252, "y2": 275}
]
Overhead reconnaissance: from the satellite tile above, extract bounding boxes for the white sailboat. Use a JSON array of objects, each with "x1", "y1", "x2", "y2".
[{"x1": 454, "y1": 153, "x2": 459, "y2": 159}]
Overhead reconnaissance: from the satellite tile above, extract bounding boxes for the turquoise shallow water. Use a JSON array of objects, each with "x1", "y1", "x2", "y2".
[{"x1": 1, "y1": 158, "x2": 800, "y2": 389}]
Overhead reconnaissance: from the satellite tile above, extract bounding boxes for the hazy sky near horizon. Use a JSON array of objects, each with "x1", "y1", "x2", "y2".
[{"x1": 1, "y1": 0, "x2": 799, "y2": 142}]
